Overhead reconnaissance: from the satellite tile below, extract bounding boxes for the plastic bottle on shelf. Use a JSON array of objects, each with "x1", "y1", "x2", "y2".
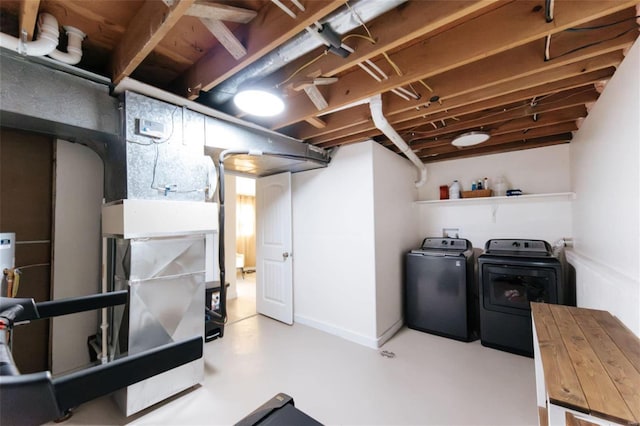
[
  {"x1": 494, "y1": 176, "x2": 507, "y2": 196},
  {"x1": 449, "y1": 180, "x2": 461, "y2": 199},
  {"x1": 471, "y1": 181, "x2": 477, "y2": 191},
  {"x1": 484, "y1": 177, "x2": 489, "y2": 190},
  {"x1": 477, "y1": 179, "x2": 483, "y2": 190}
]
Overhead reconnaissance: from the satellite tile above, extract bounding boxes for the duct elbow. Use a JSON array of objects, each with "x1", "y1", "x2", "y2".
[
  {"x1": 48, "y1": 26, "x2": 85, "y2": 65},
  {"x1": 369, "y1": 94, "x2": 428, "y2": 187},
  {"x1": 415, "y1": 166, "x2": 428, "y2": 188}
]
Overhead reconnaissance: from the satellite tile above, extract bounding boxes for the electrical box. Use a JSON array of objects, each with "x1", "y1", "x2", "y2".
[{"x1": 136, "y1": 118, "x2": 165, "y2": 139}]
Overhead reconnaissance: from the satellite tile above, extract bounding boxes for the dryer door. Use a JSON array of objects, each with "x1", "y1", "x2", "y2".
[{"x1": 481, "y1": 264, "x2": 557, "y2": 316}]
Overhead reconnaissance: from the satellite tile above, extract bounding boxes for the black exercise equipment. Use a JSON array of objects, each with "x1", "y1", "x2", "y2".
[
  {"x1": 234, "y1": 393, "x2": 323, "y2": 426},
  {"x1": 0, "y1": 293, "x2": 203, "y2": 426}
]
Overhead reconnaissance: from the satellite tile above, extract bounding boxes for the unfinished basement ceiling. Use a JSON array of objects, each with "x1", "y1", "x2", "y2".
[{"x1": 0, "y1": 0, "x2": 638, "y2": 163}]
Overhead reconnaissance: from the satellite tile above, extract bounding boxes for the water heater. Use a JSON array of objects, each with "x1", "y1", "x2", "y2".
[{"x1": 0, "y1": 232, "x2": 16, "y2": 297}]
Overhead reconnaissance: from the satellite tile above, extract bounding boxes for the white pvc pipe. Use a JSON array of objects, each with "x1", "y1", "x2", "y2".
[
  {"x1": 48, "y1": 26, "x2": 85, "y2": 64},
  {"x1": 369, "y1": 94, "x2": 428, "y2": 187},
  {"x1": 0, "y1": 13, "x2": 59, "y2": 57}
]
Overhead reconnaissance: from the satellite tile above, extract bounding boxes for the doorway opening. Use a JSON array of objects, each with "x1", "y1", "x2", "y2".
[{"x1": 227, "y1": 176, "x2": 257, "y2": 323}]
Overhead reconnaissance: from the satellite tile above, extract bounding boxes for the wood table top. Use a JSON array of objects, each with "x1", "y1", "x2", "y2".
[{"x1": 531, "y1": 303, "x2": 640, "y2": 426}]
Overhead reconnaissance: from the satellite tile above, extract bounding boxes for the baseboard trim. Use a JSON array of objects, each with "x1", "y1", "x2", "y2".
[
  {"x1": 294, "y1": 314, "x2": 379, "y2": 349},
  {"x1": 377, "y1": 318, "x2": 404, "y2": 347}
]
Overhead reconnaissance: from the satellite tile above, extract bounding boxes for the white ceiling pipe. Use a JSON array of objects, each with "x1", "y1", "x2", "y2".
[
  {"x1": 0, "y1": 13, "x2": 59, "y2": 57},
  {"x1": 369, "y1": 94, "x2": 427, "y2": 187},
  {"x1": 48, "y1": 26, "x2": 86, "y2": 65}
]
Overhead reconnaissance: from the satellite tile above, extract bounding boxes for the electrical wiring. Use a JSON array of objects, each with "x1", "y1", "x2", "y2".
[
  {"x1": 565, "y1": 16, "x2": 640, "y2": 31},
  {"x1": 548, "y1": 27, "x2": 638, "y2": 60},
  {"x1": 545, "y1": 16, "x2": 639, "y2": 61},
  {"x1": 382, "y1": 51, "x2": 402, "y2": 76},
  {"x1": 419, "y1": 80, "x2": 434, "y2": 93},
  {"x1": 545, "y1": 0, "x2": 555, "y2": 23},
  {"x1": 346, "y1": 1, "x2": 374, "y2": 40},
  {"x1": 342, "y1": 33, "x2": 376, "y2": 44},
  {"x1": 402, "y1": 86, "x2": 595, "y2": 140},
  {"x1": 276, "y1": 50, "x2": 328, "y2": 88}
]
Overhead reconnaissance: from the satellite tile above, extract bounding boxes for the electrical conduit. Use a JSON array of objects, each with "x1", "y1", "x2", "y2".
[{"x1": 369, "y1": 94, "x2": 427, "y2": 187}]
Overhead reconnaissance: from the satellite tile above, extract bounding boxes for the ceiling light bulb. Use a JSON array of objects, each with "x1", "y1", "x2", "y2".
[
  {"x1": 451, "y1": 131, "x2": 490, "y2": 147},
  {"x1": 233, "y1": 89, "x2": 285, "y2": 117}
]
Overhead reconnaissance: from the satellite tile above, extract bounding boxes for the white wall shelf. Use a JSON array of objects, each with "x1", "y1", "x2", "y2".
[{"x1": 416, "y1": 192, "x2": 576, "y2": 205}]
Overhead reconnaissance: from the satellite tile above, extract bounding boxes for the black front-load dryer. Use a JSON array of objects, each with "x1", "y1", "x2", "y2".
[
  {"x1": 405, "y1": 238, "x2": 478, "y2": 342},
  {"x1": 478, "y1": 239, "x2": 569, "y2": 357}
]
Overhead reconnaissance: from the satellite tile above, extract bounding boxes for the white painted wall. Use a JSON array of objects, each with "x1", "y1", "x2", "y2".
[
  {"x1": 371, "y1": 143, "x2": 418, "y2": 342},
  {"x1": 52, "y1": 140, "x2": 103, "y2": 374},
  {"x1": 418, "y1": 144, "x2": 571, "y2": 201},
  {"x1": 417, "y1": 146, "x2": 573, "y2": 250},
  {"x1": 569, "y1": 40, "x2": 639, "y2": 335},
  {"x1": 292, "y1": 142, "x2": 378, "y2": 346}
]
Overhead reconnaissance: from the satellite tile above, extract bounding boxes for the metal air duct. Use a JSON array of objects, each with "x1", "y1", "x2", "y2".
[{"x1": 205, "y1": 0, "x2": 407, "y2": 106}]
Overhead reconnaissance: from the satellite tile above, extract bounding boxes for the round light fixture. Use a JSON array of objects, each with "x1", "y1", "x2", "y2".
[
  {"x1": 233, "y1": 88, "x2": 285, "y2": 117},
  {"x1": 451, "y1": 131, "x2": 490, "y2": 147}
]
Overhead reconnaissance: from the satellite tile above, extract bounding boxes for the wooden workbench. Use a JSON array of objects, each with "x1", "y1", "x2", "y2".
[{"x1": 531, "y1": 303, "x2": 640, "y2": 426}]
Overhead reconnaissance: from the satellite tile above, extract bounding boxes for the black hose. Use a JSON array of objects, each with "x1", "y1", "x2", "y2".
[{"x1": 217, "y1": 157, "x2": 227, "y2": 323}]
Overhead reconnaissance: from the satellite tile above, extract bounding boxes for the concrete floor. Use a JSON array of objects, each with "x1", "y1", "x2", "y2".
[{"x1": 53, "y1": 286, "x2": 538, "y2": 426}]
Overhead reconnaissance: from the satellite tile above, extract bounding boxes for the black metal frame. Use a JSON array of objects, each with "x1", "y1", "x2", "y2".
[{"x1": 0, "y1": 293, "x2": 203, "y2": 426}]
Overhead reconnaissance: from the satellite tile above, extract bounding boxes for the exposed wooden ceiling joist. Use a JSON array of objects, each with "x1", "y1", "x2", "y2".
[
  {"x1": 416, "y1": 121, "x2": 578, "y2": 157},
  {"x1": 310, "y1": 45, "x2": 624, "y2": 147},
  {"x1": 266, "y1": 0, "x2": 637, "y2": 130},
  {"x1": 185, "y1": 1, "x2": 258, "y2": 22},
  {"x1": 172, "y1": 0, "x2": 348, "y2": 99},
  {"x1": 1, "y1": 0, "x2": 635, "y2": 163},
  {"x1": 19, "y1": 0, "x2": 40, "y2": 41},
  {"x1": 263, "y1": 0, "x2": 502, "y2": 89},
  {"x1": 422, "y1": 134, "x2": 573, "y2": 163},
  {"x1": 110, "y1": 0, "x2": 195, "y2": 85},
  {"x1": 322, "y1": 86, "x2": 599, "y2": 149},
  {"x1": 289, "y1": 61, "x2": 616, "y2": 143}
]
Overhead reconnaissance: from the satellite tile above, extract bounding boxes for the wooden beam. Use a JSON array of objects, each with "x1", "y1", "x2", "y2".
[
  {"x1": 318, "y1": 87, "x2": 599, "y2": 149},
  {"x1": 303, "y1": 85, "x2": 329, "y2": 110},
  {"x1": 199, "y1": 18, "x2": 247, "y2": 59},
  {"x1": 19, "y1": 0, "x2": 40, "y2": 41},
  {"x1": 302, "y1": 28, "x2": 630, "y2": 143},
  {"x1": 305, "y1": 116, "x2": 326, "y2": 129},
  {"x1": 416, "y1": 122, "x2": 579, "y2": 156},
  {"x1": 110, "y1": 0, "x2": 195, "y2": 85},
  {"x1": 268, "y1": 0, "x2": 638, "y2": 129},
  {"x1": 422, "y1": 134, "x2": 572, "y2": 163},
  {"x1": 308, "y1": 48, "x2": 621, "y2": 146},
  {"x1": 186, "y1": 1, "x2": 257, "y2": 23},
  {"x1": 402, "y1": 105, "x2": 587, "y2": 145},
  {"x1": 262, "y1": 0, "x2": 501, "y2": 88},
  {"x1": 173, "y1": 0, "x2": 347, "y2": 99}
]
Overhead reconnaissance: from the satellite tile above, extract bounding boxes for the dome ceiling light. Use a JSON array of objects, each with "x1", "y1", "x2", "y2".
[
  {"x1": 233, "y1": 87, "x2": 285, "y2": 117},
  {"x1": 451, "y1": 131, "x2": 491, "y2": 147}
]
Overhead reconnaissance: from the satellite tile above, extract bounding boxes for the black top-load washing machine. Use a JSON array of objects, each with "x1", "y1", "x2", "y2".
[
  {"x1": 478, "y1": 239, "x2": 571, "y2": 357},
  {"x1": 405, "y1": 238, "x2": 478, "y2": 342}
]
